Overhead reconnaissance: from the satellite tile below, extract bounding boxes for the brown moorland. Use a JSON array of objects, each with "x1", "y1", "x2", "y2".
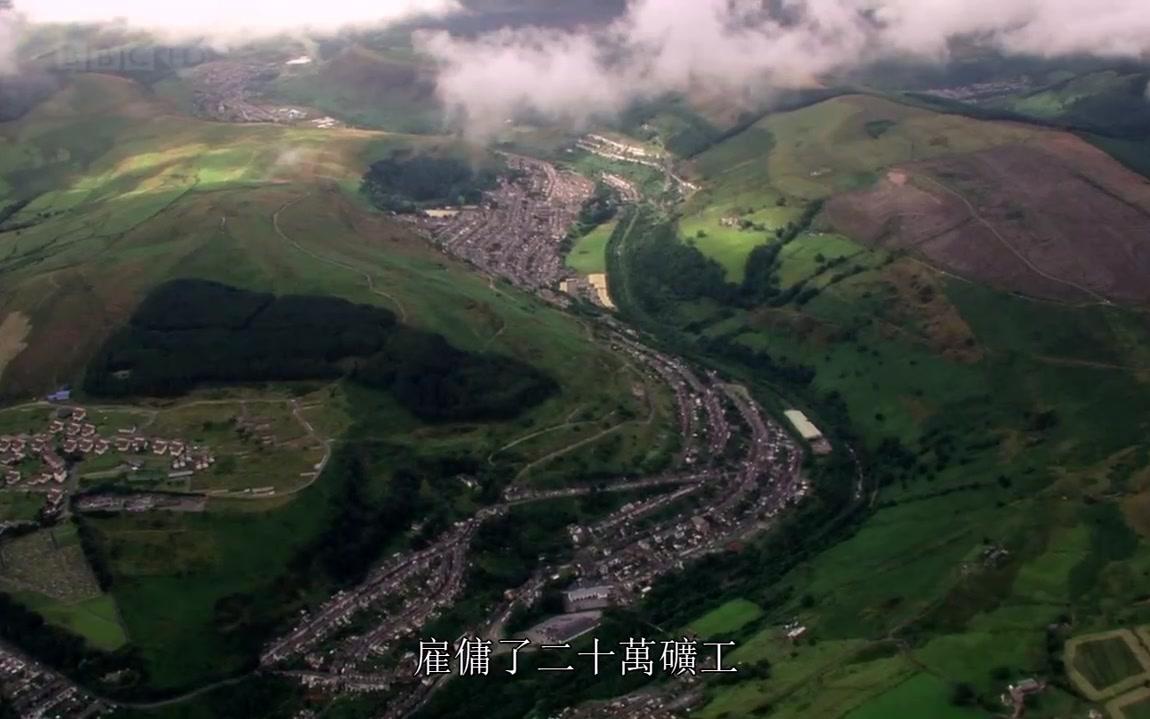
[{"x1": 825, "y1": 133, "x2": 1150, "y2": 305}]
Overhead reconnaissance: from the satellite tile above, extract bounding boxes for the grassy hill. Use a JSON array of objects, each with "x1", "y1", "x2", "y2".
[
  {"x1": 0, "y1": 73, "x2": 677, "y2": 695},
  {"x1": 599, "y1": 91, "x2": 1150, "y2": 717},
  {"x1": 681, "y1": 94, "x2": 1150, "y2": 304},
  {"x1": 268, "y1": 43, "x2": 443, "y2": 133}
]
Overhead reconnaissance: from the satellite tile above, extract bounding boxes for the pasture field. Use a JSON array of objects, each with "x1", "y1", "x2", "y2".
[
  {"x1": 1114, "y1": 692, "x2": 1150, "y2": 719},
  {"x1": 678, "y1": 195, "x2": 804, "y2": 282},
  {"x1": 693, "y1": 94, "x2": 1039, "y2": 201},
  {"x1": 0, "y1": 491, "x2": 44, "y2": 521},
  {"x1": 688, "y1": 598, "x2": 763, "y2": 638},
  {"x1": 843, "y1": 673, "x2": 985, "y2": 719},
  {"x1": 566, "y1": 220, "x2": 616, "y2": 275},
  {"x1": 774, "y1": 231, "x2": 877, "y2": 290},
  {"x1": 0, "y1": 405, "x2": 52, "y2": 434},
  {"x1": 1075, "y1": 636, "x2": 1146, "y2": 692},
  {"x1": 14, "y1": 590, "x2": 127, "y2": 651},
  {"x1": 1065, "y1": 631, "x2": 1150, "y2": 700}
]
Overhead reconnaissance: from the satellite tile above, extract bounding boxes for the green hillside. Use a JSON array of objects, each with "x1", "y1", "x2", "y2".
[
  {"x1": 598, "y1": 90, "x2": 1150, "y2": 717},
  {"x1": 0, "y1": 73, "x2": 677, "y2": 695}
]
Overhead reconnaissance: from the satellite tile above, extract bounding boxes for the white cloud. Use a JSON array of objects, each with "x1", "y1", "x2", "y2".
[
  {"x1": 421, "y1": 0, "x2": 1150, "y2": 138},
  {"x1": 15, "y1": 0, "x2": 460, "y2": 35},
  {"x1": 0, "y1": 5, "x2": 18, "y2": 73}
]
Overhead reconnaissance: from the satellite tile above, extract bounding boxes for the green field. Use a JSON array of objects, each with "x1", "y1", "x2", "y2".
[
  {"x1": 0, "y1": 491, "x2": 44, "y2": 522},
  {"x1": 844, "y1": 673, "x2": 985, "y2": 719},
  {"x1": 679, "y1": 200, "x2": 803, "y2": 282},
  {"x1": 1120, "y1": 695, "x2": 1150, "y2": 719},
  {"x1": 14, "y1": 591, "x2": 127, "y2": 651},
  {"x1": 1072, "y1": 635, "x2": 1149, "y2": 694},
  {"x1": 688, "y1": 598, "x2": 763, "y2": 638},
  {"x1": 693, "y1": 94, "x2": 1039, "y2": 201},
  {"x1": 566, "y1": 220, "x2": 616, "y2": 275}
]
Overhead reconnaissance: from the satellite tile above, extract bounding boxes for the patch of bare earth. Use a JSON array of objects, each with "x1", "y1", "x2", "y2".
[
  {"x1": 825, "y1": 134, "x2": 1150, "y2": 305},
  {"x1": 880, "y1": 259, "x2": 984, "y2": 363},
  {"x1": 0, "y1": 311, "x2": 32, "y2": 382},
  {"x1": 3, "y1": 273, "x2": 141, "y2": 398}
]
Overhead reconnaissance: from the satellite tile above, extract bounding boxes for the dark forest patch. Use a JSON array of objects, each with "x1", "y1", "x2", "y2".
[
  {"x1": 360, "y1": 152, "x2": 501, "y2": 213},
  {"x1": 84, "y1": 279, "x2": 556, "y2": 422}
]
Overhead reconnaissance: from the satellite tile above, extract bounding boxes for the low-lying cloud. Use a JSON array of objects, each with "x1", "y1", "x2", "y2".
[
  {"x1": 0, "y1": 4, "x2": 19, "y2": 74},
  {"x1": 420, "y1": 0, "x2": 1150, "y2": 138},
  {"x1": 4, "y1": 0, "x2": 1150, "y2": 131},
  {"x1": 16, "y1": 0, "x2": 461, "y2": 34}
]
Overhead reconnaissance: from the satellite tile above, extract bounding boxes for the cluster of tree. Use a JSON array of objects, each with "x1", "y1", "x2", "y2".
[
  {"x1": 306, "y1": 447, "x2": 425, "y2": 586},
  {"x1": 696, "y1": 334, "x2": 817, "y2": 387},
  {"x1": 611, "y1": 199, "x2": 827, "y2": 314},
  {"x1": 360, "y1": 152, "x2": 500, "y2": 213},
  {"x1": 621, "y1": 217, "x2": 740, "y2": 312},
  {"x1": 198, "y1": 444, "x2": 452, "y2": 675},
  {"x1": 353, "y1": 326, "x2": 557, "y2": 422},
  {"x1": 864, "y1": 119, "x2": 897, "y2": 139},
  {"x1": 570, "y1": 182, "x2": 619, "y2": 236},
  {"x1": 0, "y1": 199, "x2": 30, "y2": 229},
  {"x1": 74, "y1": 518, "x2": 115, "y2": 592},
  {"x1": 738, "y1": 200, "x2": 826, "y2": 307},
  {"x1": 85, "y1": 280, "x2": 556, "y2": 423},
  {"x1": 614, "y1": 96, "x2": 724, "y2": 158}
]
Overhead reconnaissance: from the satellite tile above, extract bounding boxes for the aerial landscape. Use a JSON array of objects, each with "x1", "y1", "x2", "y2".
[{"x1": 1, "y1": 0, "x2": 1150, "y2": 717}]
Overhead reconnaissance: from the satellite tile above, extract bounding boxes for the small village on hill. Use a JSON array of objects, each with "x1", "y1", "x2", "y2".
[{"x1": 0, "y1": 404, "x2": 216, "y2": 525}]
